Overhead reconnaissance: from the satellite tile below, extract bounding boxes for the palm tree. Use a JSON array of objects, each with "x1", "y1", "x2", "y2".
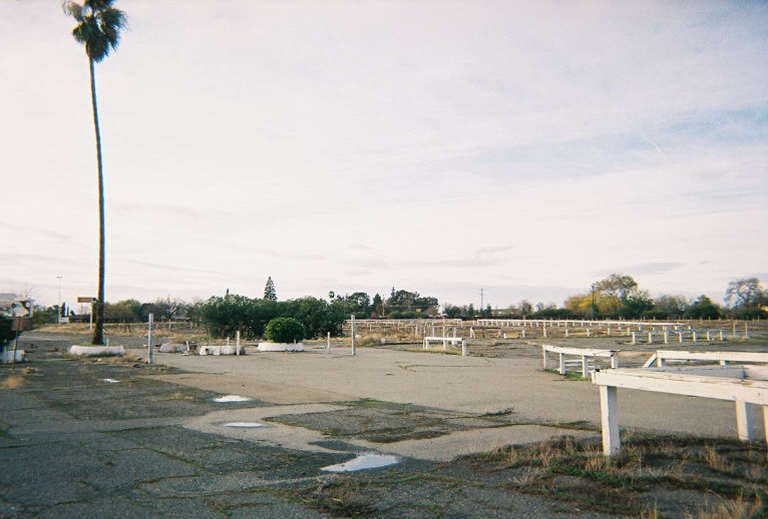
[{"x1": 63, "y1": 0, "x2": 126, "y2": 345}]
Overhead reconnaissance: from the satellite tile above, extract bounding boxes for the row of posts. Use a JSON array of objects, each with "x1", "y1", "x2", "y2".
[{"x1": 143, "y1": 316, "x2": 753, "y2": 361}]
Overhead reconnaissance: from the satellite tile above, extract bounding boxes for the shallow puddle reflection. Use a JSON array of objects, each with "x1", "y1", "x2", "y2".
[
  {"x1": 213, "y1": 395, "x2": 252, "y2": 403},
  {"x1": 321, "y1": 453, "x2": 399, "y2": 473},
  {"x1": 222, "y1": 422, "x2": 264, "y2": 428}
]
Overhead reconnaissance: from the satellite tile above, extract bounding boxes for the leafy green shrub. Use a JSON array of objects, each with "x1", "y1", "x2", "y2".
[
  {"x1": 0, "y1": 316, "x2": 14, "y2": 348},
  {"x1": 265, "y1": 317, "x2": 305, "y2": 343}
]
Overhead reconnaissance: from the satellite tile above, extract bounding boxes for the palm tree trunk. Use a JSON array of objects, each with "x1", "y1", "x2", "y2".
[{"x1": 88, "y1": 55, "x2": 106, "y2": 346}]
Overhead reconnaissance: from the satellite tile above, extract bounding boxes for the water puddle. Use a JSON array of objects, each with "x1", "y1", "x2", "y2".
[
  {"x1": 101, "y1": 378, "x2": 120, "y2": 384},
  {"x1": 321, "y1": 453, "x2": 400, "y2": 473},
  {"x1": 213, "y1": 395, "x2": 252, "y2": 403},
  {"x1": 222, "y1": 422, "x2": 265, "y2": 428}
]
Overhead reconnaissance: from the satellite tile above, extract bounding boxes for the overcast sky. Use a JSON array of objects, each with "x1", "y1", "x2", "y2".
[{"x1": 2, "y1": 0, "x2": 766, "y2": 310}]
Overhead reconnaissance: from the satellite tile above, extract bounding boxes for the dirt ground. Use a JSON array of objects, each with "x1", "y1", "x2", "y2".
[{"x1": 3, "y1": 323, "x2": 767, "y2": 518}]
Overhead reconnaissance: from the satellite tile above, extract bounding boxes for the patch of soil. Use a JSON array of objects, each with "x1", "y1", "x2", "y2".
[{"x1": 267, "y1": 400, "x2": 518, "y2": 443}]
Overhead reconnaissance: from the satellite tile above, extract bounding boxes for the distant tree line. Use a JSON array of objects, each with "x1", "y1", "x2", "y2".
[
  {"x1": 490, "y1": 275, "x2": 767, "y2": 321},
  {"x1": 24, "y1": 276, "x2": 766, "y2": 335}
]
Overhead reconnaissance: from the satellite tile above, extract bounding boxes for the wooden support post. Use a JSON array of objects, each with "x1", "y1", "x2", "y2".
[
  {"x1": 600, "y1": 385, "x2": 621, "y2": 456},
  {"x1": 147, "y1": 313, "x2": 153, "y2": 365},
  {"x1": 764, "y1": 406, "x2": 768, "y2": 450},
  {"x1": 735, "y1": 401, "x2": 753, "y2": 441}
]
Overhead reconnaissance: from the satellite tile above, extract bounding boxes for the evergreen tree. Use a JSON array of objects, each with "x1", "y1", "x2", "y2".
[{"x1": 264, "y1": 276, "x2": 277, "y2": 301}]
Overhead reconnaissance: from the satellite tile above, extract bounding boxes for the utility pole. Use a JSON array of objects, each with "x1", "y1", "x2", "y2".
[{"x1": 57, "y1": 274, "x2": 63, "y2": 324}]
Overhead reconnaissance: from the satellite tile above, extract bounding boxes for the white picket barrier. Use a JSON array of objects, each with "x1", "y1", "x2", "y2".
[
  {"x1": 592, "y1": 367, "x2": 768, "y2": 456},
  {"x1": 423, "y1": 336, "x2": 467, "y2": 356},
  {"x1": 541, "y1": 344, "x2": 619, "y2": 379},
  {"x1": 643, "y1": 350, "x2": 768, "y2": 368}
]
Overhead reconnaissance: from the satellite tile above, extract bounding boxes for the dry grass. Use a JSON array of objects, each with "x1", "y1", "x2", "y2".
[
  {"x1": 1, "y1": 374, "x2": 26, "y2": 389},
  {"x1": 356, "y1": 334, "x2": 385, "y2": 348},
  {"x1": 472, "y1": 434, "x2": 768, "y2": 517},
  {"x1": 685, "y1": 494, "x2": 764, "y2": 519}
]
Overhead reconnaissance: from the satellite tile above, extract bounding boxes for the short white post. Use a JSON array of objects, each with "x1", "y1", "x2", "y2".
[
  {"x1": 543, "y1": 325, "x2": 548, "y2": 338},
  {"x1": 627, "y1": 327, "x2": 631, "y2": 337},
  {"x1": 470, "y1": 327, "x2": 475, "y2": 339},
  {"x1": 461, "y1": 339, "x2": 467, "y2": 357},
  {"x1": 692, "y1": 330, "x2": 698, "y2": 343},
  {"x1": 664, "y1": 328, "x2": 669, "y2": 344},
  {"x1": 586, "y1": 328, "x2": 591, "y2": 337},
  {"x1": 542, "y1": 346, "x2": 548, "y2": 370},
  {"x1": 565, "y1": 327, "x2": 570, "y2": 338},
  {"x1": 236, "y1": 330, "x2": 240, "y2": 356},
  {"x1": 648, "y1": 331, "x2": 653, "y2": 344},
  {"x1": 735, "y1": 401, "x2": 753, "y2": 441},
  {"x1": 745, "y1": 323, "x2": 750, "y2": 339},
  {"x1": 599, "y1": 385, "x2": 620, "y2": 456},
  {"x1": 326, "y1": 332, "x2": 331, "y2": 352},
  {"x1": 706, "y1": 330, "x2": 712, "y2": 341},
  {"x1": 720, "y1": 329, "x2": 725, "y2": 341},
  {"x1": 764, "y1": 406, "x2": 768, "y2": 449},
  {"x1": 581, "y1": 355, "x2": 588, "y2": 378},
  {"x1": 521, "y1": 327, "x2": 526, "y2": 338},
  {"x1": 678, "y1": 331, "x2": 684, "y2": 343},
  {"x1": 631, "y1": 332, "x2": 637, "y2": 345},
  {"x1": 351, "y1": 314, "x2": 356, "y2": 356},
  {"x1": 610, "y1": 354, "x2": 618, "y2": 369},
  {"x1": 147, "y1": 313, "x2": 154, "y2": 364},
  {"x1": 558, "y1": 353, "x2": 566, "y2": 375},
  {"x1": 607, "y1": 326, "x2": 611, "y2": 337}
]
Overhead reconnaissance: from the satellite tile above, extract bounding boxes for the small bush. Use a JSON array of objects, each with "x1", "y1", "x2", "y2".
[
  {"x1": 265, "y1": 317, "x2": 305, "y2": 343},
  {"x1": 0, "y1": 317, "x2": 14, "y2": 348}
]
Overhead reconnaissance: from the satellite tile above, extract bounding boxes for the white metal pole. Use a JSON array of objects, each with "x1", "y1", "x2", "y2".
[
  {"x1": 351, "y1": 314, "x2": 356, "y2": 356},
  {"x1": 147, "y1": 313, "x2": 154, "y2": 364}
]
